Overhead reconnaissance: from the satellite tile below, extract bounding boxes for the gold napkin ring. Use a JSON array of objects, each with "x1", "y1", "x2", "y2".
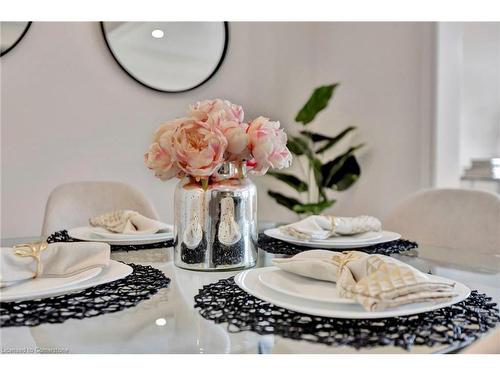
[
  {"x1": 13, "y1": 241, "x2": 49, "y2": 278},
  {"x1": 332, "y1": 251, "x2": 359, "y2": 277},
  {"x1": 329, "y1": 215, "x2": 336, "y2": 235}
]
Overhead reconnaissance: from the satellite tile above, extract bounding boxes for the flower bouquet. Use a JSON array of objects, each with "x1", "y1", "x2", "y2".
[
  {"x1": 144, "y1": 99, "x2": 292, "y2": 186},
  {"x1": 144, "y1": 99, "x2": 292, "y2": 271}
]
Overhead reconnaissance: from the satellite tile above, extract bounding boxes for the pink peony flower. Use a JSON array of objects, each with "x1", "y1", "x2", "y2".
[
  {"x1": 188, "y1": 99, "x2": 248, "y2": 161},
  {"x1": 144, "y1": 142, "x2": 181, "y2": 181},
  {"x1": 145, "y1": 100, "x2": 293, "y2": 181},
  {"x1": 247, "y1": 116, "x2": 292, "y2": 175},
  {"x1": 219, "y1": 120, "x2": 250, "y2": 158},
  {"x1": 189, "y1": 99, "x2": 244, "y2": 125},
  {"x1": 153, "y1": 118, "x2": 182, "y2": 144},
  {"x1": 171, "y1": 118, "x2": 228, "y2": 178}
]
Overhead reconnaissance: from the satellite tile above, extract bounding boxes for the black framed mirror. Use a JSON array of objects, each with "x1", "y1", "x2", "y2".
[
  {"x1": 0, "y1": 22, "x2": 31, "y2": 57},
  {"x1": 101, "y1": 22, "x2": 229, "y2": 93}
]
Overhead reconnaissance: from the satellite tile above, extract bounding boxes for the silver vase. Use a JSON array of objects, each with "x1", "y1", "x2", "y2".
[{"x1": 173, "y1": 162, "x2": 258, "y2": 271}]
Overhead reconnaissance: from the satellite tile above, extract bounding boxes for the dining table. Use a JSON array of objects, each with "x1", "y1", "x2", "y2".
[{"x1": 1, "y1": 230, "x2": 499, "y2": 354}]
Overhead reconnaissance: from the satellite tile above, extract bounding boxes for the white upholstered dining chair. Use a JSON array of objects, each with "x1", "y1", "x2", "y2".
[
  {"x1": 41, "y1": 181, "x2": 159, "y2": 236},
  {"x1": 384, "y1": 188, "x2": 500, "y2": 253}
]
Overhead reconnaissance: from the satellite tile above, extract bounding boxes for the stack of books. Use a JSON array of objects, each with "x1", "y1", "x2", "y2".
[{"x1": 462, "y1": 158, "x2": 500, "y2": 180}]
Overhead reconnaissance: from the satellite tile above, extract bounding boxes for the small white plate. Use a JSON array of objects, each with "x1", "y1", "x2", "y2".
[
  {"x1": 235, "y1": 267, "x2": 471, "y2": 319},
  {"x1": 0, "y1": 261, "x2": 133, "y2": 302},
  {"x1": 68, "y1": 226, "x2": 173, "y2": 245},
  {"x1": 258, "y1": 267, "x2": 354, "y2": 304},
  {"x1": 264, "y1": 228, "x2": 401, "y2": 249}
]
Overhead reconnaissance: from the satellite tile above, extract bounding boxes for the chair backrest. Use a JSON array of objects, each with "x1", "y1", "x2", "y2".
[
  {"x1": 41, "y1": 181, "x2": 159, "y2": 236},
  {"x1": 384, "y1": 188, "x2": 500, "y2": 253}
]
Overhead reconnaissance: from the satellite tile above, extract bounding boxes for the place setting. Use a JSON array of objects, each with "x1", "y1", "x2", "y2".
[
  {"x1": 260, "y1": 214, "x2": 418, "y2": 256},
  {"x1": 0, "y1": 239, "x2": 171, "y2": 327},
  {"x1": 195, "y1": 246, "x2": 498, "y2": 351},
  {"x1": 265, "y1": 214, "x2": 400, "y2": 248},
  {"x1": 236, "y1": 249, "x2": 470, "y2": 319},
  {"x1": 67, "y1": 209, "x2": 174, "y2": 245},
  {"x1": 194, "y1": 213, "x2": 499, "y2": 351},
  {"x1": 0, "y1": 241, "x2": 132, "y2": 303},
  {"x1": 0, "y1": 209, "x2": 173, "y2": 327}
]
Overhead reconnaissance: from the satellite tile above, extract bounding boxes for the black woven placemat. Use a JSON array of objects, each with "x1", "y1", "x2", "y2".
[
  {"x1": 47, "y1": 230, "x2": 174, "y2": 252},
  {"x1": 47, "y1": 230, "x2": 418, "y2": 257},
  {"x1": 0, "y1": 263, "x2": 171, "y2": 328},
  {"x1": 194, "y1": 277, "x2": 499, "y2": 351},
  {"x1": 258, "y1": 233, "x2": 418, "y2": 256}
]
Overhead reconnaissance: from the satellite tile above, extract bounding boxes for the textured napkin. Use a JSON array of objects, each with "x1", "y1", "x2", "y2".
[
  {"x1": 280, "y1": 215, "x2": 382, "y2": 240},
  {"x1": 90, "y1": 210, "x2": 170, "y2": 235},
  {"x1": 273, "y1": 250, "x2": 456, "y2": 311},
  {"x1": 0, "y1": 242, "x2": 110, "y2": 288}
]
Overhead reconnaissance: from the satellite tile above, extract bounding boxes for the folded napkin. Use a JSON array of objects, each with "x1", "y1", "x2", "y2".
[
  {"x1": 273, "y1": 250, "x2": 456, "y2": 311},
  {"x1": 280, "y1": 215, "x2": 382, "y2": 241},
  {"x1": 0, "y1": 241, "x2": 110, "y2": 288},
  {"x1": 89, "y1": 210, "x2": 169, "y2": 235}
]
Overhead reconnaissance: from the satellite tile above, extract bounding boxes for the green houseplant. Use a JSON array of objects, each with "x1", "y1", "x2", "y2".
[{"x1": 268, "y1": 83, "x2": 364, "y2": 215}]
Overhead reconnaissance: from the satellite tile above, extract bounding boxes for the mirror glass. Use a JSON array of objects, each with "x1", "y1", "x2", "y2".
[
  {"x1": 1, "y1": 22, "x2": 31, "y2": 57},
  {"x1": 101, "y1": 22, "x2": 228, "y2": 92}
]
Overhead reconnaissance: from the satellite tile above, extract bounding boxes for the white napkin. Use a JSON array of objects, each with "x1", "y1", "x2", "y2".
[
  {"x1": 280, "y1": 215, "x2": 382, "y2": 240},
  {"x1": 273, "y1": 250, "x2": 456, "y2": 311},
  {"x1": 89, "y1": 210, "x2": 169, "y2": 235},
  {"x1": 0, "y1": 242, "x2": 110, "y2": 288}
]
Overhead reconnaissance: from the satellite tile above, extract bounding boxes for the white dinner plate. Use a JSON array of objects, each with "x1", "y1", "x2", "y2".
[
  {"x1": 0, "y1": 261, "x2": 133, "y2": 302},
  {"x1": 264, "y1": 228, "x2": 401, "y2": 249},
  {"x1": 90, "y1": 225, "x2": 173, "y2": 240},
  {"x1": 235, "y1": 267, "x2": 471, "y2": 319},
  {"x1": 258, "y1": 267, "x2": 354, "y2": 304},
  {"x1": 68, "y1": 226, "x2": 173, "y2": 245}
]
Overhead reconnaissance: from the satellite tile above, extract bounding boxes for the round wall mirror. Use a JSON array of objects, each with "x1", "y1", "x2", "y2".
[
  {"x1": 1, "y1": 22, "x2": 31, "y2": 57},
  {"x1": 101, "y1": 22, "x2": 229, "y2": 93}
]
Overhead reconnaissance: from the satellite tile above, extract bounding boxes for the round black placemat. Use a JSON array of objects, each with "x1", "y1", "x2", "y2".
[
  {"x1": 47, "y1": 230, "x2": 174, "y2": 252},
  {"x1": 258, "y1": 233, "x2": 418, "y2": 256},
  {"x1": 47, "y1": 231, "x2": 417, "y2": 257},
  {"x1": 0, "y1": 263, "x2": 171, "y2": 328},
  {"x1": 194, "y1": 277, "x2": 499, "y2": 351}
]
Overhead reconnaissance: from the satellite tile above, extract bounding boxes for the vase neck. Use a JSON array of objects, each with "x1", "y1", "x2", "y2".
[{"x1": 216, "y1": 161, "x2": 247, "y2": 180}]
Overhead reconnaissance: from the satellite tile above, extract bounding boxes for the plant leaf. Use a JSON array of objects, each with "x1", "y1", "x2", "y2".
[
  {"x1": 287, "y1": 136, "x2": 310, "y2": 156},
  {"x1": 268, "y1": 172, "x2": 308, "y2": 192},
  {"x1": 315, "y1": 126, "x2": 357, "y2": 153},
  {"x1": 292, "y1": 200, "x2": 336, "y2": 215},
  {"x1": 309, "y1": 157, "x2": 327, "y2": 200},
  {"x1": 300, "y1": 130, "x2": 333, "y2": 142},
  {"x1": 295, "y1": 83, "x2": 339, "y2": 125},
  {"x1": 321, "y1": 146, "x2": 363, "y2": 189},
  {"x1": 324, "y1": 155, "x2": 361, "y2": 191},
  {"x1": 267, "y1": 191, "x2": 302, "y2": 212}
]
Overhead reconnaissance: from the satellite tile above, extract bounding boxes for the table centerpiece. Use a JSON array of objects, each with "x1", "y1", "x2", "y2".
[{"x1": 144, "y1": 99, "x2": 292, "y2": 270}]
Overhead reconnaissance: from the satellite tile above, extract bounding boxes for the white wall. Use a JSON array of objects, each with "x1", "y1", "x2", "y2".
[
  {"x1": 1, "y1": 22, "x2": 436, "y2": 238},
  {"x1": 434, "y1": 23, "x2": 463, "y2": 187},
  {"x1": 460, "y1": 22, "x2": 500, "y2": 168},
  {"x1": 434, "y1": 22, "x2": 500, "y2": 188}
]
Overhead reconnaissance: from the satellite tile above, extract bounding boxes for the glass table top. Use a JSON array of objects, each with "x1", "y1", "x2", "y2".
[{"x1": 1, "y1": 236, "x2": 499, "y2": 354}]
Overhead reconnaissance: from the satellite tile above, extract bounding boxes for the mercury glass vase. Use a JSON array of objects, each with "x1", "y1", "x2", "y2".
[{"x1": 173, "y1": 162, "x2": 258, "y2": 271}]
